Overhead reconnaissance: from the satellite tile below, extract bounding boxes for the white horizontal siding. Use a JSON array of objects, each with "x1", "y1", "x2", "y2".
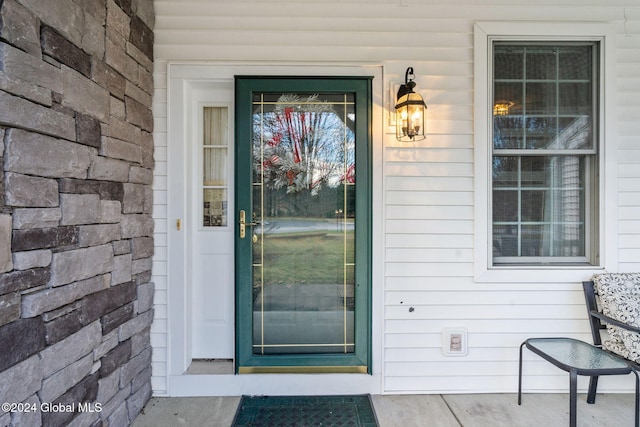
[
  {"x1": 151, "y1": 58, "x2": 169, "y2": 395},
  {"x1": 385, "y1": 332, "x2": 594, "y2": 350},
  {"x1": 386, "y1": 248, "x2": 474, "y2": 262},
  {"x1": 385, "y1": 164, "x2": 473, "y2": 179},
  {"x1": 386, "y1": 233, "x2": 473, "y2": 249},
  {"x1": 384, "y1": 277, "x2": 585, "y2": 291},
  {"x1": 384, "y1": 290, "x2": 586, "y2": 305},
  {"x1": 386, "y1": 177, "x2": 474, "y2": 192},
  {"x1": 386, "y1": 191, "x2": 474, "y2": 206},
  {"x1": 385, "y1": 319, "x2": 591, "y2": 335},
  {"x1": 153, "y1": 2, "x2": 628, "y2": 23},
  {"x1": 617, "y1": 32, "x2": 640, "y2": 274},
  {"x1": 153, "y1": 0, "x2": 640, "y2": 395}
]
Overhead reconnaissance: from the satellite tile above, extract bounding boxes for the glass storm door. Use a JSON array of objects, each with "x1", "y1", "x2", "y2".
[{"x1": 235, "y1": 77, "x2": 372, "y2": 373}]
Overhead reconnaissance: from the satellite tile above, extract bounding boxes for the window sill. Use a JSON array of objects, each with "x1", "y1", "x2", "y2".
[{"x1": 474, "y1": 264, "x2": 606, "y2": 284}]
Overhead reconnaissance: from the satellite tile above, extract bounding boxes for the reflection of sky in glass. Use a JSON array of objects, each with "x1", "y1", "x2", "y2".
[
  {"x1": 253, "y1": 98, "x2": 355, "y2": 195},
  {"x1": 494, "y1": 116, "x2": 592, "y2": 150},
  {"x1": 493, "y1": 44, "x2": 594, "y2": 152}
]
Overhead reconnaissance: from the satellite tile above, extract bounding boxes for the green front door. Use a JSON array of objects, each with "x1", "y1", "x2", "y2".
[{"x1": 235, "y1": 77, "x2": 372, "y2": 373}]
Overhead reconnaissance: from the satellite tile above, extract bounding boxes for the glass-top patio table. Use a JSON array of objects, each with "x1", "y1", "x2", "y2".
[{"x1": 519, "y1": 337, "x2": 639, "y2": 427}]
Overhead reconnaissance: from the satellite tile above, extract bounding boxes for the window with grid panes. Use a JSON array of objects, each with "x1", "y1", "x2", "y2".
[{"x1": 491, "y1": 42, "x2": 599, "y2": 265}]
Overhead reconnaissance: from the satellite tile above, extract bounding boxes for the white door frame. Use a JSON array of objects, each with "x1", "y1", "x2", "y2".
[{"x1": 166, "y1": 62, "x2": 384, "y2": 396}]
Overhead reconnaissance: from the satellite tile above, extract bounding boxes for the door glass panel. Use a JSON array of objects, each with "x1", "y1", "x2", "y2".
[
  {"x1": 203, "y1": 107, "x2": 228, "y2": 227},
  {"x1": 251, "y1": 93, "x2": 356, "y2": 355},
  {"x1": 203, "y1": 188, "x2": 227, "y2": 227}
]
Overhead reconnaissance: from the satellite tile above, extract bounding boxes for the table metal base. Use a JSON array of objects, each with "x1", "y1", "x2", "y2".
[{"x1": 518, "y1": 337, "x2": 639, "y2": 427}]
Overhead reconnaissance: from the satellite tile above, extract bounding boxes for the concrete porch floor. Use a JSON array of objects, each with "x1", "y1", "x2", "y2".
[{"x1": 132, "y1": 393, "x2": 637, "y2": 426}]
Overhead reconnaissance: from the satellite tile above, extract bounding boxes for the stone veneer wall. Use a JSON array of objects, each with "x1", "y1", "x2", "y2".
[{"x1": 0, "y1": 0, "x2": 154, "y2": 426}]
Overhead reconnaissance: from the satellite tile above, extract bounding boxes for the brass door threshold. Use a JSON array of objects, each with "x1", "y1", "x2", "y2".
[{"x1": 238, "y1": 365, "x2": 367, "y2": 374}]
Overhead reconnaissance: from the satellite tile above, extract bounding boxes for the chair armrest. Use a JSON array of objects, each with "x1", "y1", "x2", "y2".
[{"x1": 590, "y1": 310, "x2": 640, "y2": 334}]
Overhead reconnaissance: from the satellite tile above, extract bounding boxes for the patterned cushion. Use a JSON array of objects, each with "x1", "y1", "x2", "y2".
[{"x1": 592, "y1": 273, "x2": 640, "y2": 362}]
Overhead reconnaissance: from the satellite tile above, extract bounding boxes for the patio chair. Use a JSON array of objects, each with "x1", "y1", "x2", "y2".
[
  {"x1": 518, "y1": 276, "x2": 640, "y2": 427},
  {"x1": 583, "y1": 274, "x2": 640, "y2": 403}
]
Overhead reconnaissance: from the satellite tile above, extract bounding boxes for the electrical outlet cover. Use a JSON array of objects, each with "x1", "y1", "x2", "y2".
[{"x1": 442, "y1": 328, "x2": 468, "y2": 356}]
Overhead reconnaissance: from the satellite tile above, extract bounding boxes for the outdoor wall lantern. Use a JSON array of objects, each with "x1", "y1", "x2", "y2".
[{"x1": 395, "y1": 67, "x2": 427, "y2": 142}]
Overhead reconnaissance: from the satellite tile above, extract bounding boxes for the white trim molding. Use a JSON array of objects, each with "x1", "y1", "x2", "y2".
[{"x1": 161, "y1": 62, "x2": 385, "y2": 396}]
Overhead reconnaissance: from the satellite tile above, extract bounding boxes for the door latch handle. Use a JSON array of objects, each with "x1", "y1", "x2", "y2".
[{"x1": 239, "y1": 210, "x2": 259, "y2": 239}]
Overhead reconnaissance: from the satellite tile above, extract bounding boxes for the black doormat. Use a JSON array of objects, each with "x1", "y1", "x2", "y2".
[{"x1": 231, "y1": 394, "x2": 379, "y2": 427}]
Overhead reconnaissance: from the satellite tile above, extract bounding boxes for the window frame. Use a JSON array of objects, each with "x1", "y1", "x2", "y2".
[
  {"x1": 473, "y1": 22, "x2": 618, "y2": 283},
  {"x1": 234, "y1": 76, "x2": 373, "y2": 373},
  {"x1": 492, "y1": 41, "x2": 598, "y2": 265}
]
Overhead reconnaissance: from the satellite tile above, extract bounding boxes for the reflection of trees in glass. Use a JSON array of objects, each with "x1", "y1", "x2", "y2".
[
  {"x1": 254, "y1": 94, "x2": 355, "y2": 196},
  {"x1": 263, "y1": 185, "x2": 355, "y2": 219},
  {"x1": 492, "y1": 155, "x2": 585, "y2": 258},
  {"x1": 493, "y1": 115, "x2": 591, "y2": 150}
]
